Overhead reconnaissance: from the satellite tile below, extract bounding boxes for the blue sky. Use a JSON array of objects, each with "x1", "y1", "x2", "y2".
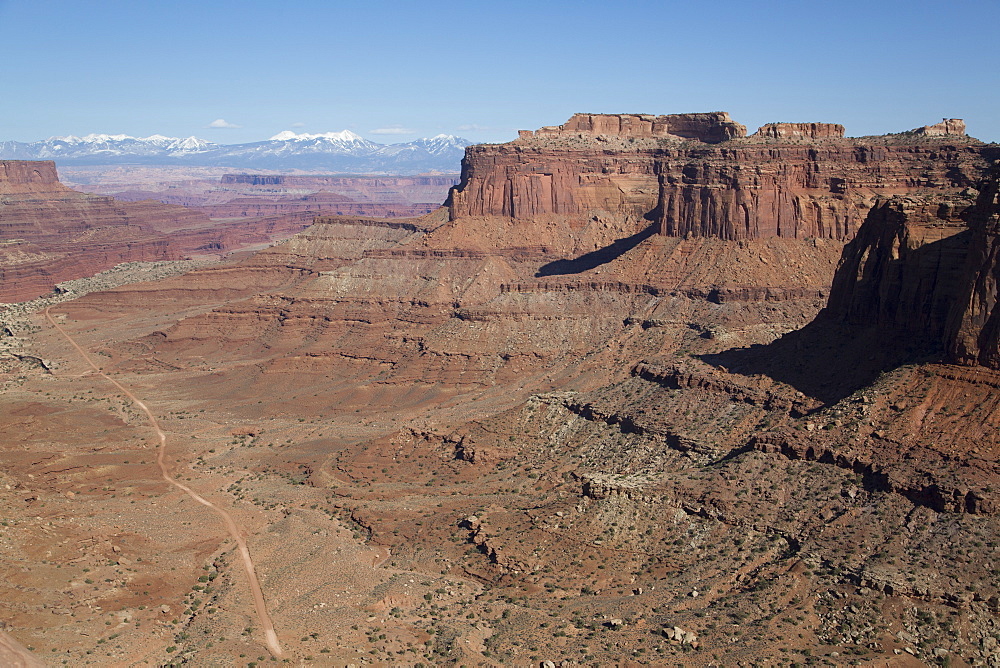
[{"x1": 2, "y1": 0, "x2": 998, "y2": 144}]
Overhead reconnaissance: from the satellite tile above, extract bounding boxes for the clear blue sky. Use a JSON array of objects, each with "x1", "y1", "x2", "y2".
[{"x1": 2, "y1": 0, "x2": 998, "y2": 144}]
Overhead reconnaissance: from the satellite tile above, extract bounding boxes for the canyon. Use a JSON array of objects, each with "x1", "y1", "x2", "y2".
[
  {"x1": 61, "y1": 167, "x2": 458, "y2": 218},
  {"x1": 0, "y1": 163, "x2": 456, "y2": 303},
  {"x1": 0, "y1": 131, "x2": 472, "y2": 173},
  {"x1": 1, "y1": 112, "x2": 999, "y2": 666}
]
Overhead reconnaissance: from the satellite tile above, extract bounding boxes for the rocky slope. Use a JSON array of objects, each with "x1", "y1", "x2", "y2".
[{"x1": 0, "y1": 161, "x2": 183, "y2": 302}]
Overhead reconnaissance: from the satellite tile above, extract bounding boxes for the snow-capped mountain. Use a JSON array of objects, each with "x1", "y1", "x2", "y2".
[
  {"x1": 0, "y1": 131, "x2": 473, "y2": 174},
  {"x1": 0, "y1": 134, "x2": 219, "y2": 161}
]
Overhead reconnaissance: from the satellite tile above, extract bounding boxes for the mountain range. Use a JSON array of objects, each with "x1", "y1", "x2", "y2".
[{"x1": 0, "y1": 130, "x2": 472, "y2": 173}]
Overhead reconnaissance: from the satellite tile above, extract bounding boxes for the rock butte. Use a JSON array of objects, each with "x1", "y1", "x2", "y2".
[
  {"x1": 450, "y1": 112, "x2": 988, "y2": 241},
  {"x1": 2, "y1": 112, "x2": 1000, "y2": 666}
]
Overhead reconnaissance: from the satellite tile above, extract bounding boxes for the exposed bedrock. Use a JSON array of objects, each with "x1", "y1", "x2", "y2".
[
  {"x1": 819, "y1": 164, "x2": 1000, "y2": 370},
  {"x1": 0, "y1": 159, "x2": 61, "y2": 186},
  {"x1": 825, "y1": 192, "x2": 974, "y2": 349},
  {"x1": 521, "y1": 112, "x2": 747, "y2": 142},
  {"x1": 448, "y1": 113, "x2": 989, "y2": 242},
  {"x1": 752, "y1": 122, "x2": 845, "y2": 140}
]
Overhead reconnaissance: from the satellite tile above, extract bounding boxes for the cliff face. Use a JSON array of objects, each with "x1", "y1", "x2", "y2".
[
  {"x1": 522, "y1": 112, "x2": 747, "y2": 143},
  {"x1": 0, "y1": 160, "x2": 61, "y2": 187},
  {"x1": 752, "y1": 122, "x2": 845, "y2": 139},
  {"x1": 913, "y1": 118, "x2": 967, "y2": 136},
  {"x1": 448, "y1": 113, "x2": 988, "y2": 241},
  {"x1": 447, "y1": 142, "x2": 661, "y2": 222},
  {"x1": 0, "y1": 161, "x2": 204, "y2": 241},
  {"x1": 948, "y1": 166, "x2": 1000, "y2": 368},
  {"x1": 25, "y1": 145, "x2": 1000, "y2": 668},
  {"x1": 824, "y1": 193, "x2": 973, "y2": 348},
  {"x1": 819, "y1": 165, "x2": 1000, "y2": 371}
]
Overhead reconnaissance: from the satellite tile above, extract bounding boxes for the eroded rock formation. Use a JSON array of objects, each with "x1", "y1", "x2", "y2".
[
  {"x1": 820, "y1": 165, "x2": 1000, "y2": 370},
  {"x1": 521, "y1": 112, "x2": 747, "y2": 142},
  {"x1": 825, "y1": 192, "x2": 974, "y2": 346},
  {"x1": 752, "y1": 122, "x2": 845, "y2": 139},
  {"x1": 5, "y1": 116, "x2": 1000, "y2": 666},
  {"x1": 911, "y1": 118, "x2": 967, "y2": 136},
  {"x1": 949, "y1": 166, "x2": 1000, "y2": 367},
  {"x1": 449, "y1": 113, "x2": 988, "y2": 242}
]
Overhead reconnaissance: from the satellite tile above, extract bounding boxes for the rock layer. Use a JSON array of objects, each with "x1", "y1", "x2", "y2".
[
  {"x1": 822, "y1": 165, "x2": 1000, "y2": 370},
  {"x1": 0, "y1": 161, "x2": 313, "y2": 302},
  {"x1": 752, "y1": 122, "x2": 845, "y2": 139},
  {"x1": 64, "y1": 170, "x2": 457, "y2": 221},
  {"x1": 449, "y1": 113, "x2": 988, "y2": 242},
  {"x1": 6, "y1": 118, "x2": 1000, "y2": 667},
  {"x1": 521, "y1": 112, "x2": 747, "y2": 143},
  {"x1": 949, "y1": 166, "x2": 1000, "y2": 368},
  {"x1": 825, "y1": 192, "x2": 974, "y2": 347}
]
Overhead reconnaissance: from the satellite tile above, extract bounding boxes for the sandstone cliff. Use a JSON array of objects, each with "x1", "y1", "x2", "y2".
[
  {"x1": 752, "y1": 122, "x2": 845, "y2": 139},
  {"x1": 522, "y1": 112, "x2": 747, "y2": 143},
  {"x1": 824, "y1": 192, "x2": 974, "y2": 348},
  {"x1": 948, "y1": 166, "x2": 1000, "y2": 367},
  {"x1": 0, "y1": 160, "x2": 61, "y2": 187},
  {"x1": 911, "y1": 118, "x2": 967, "y2": 136},
  {"x1": 12, "y1": 119, "x2": 1000, "y2": 667},
  {"x1": 820, "y1": 165, "x2": 1000, "y2": 370},
  {"x1": 448, "y1": 113, "x2": 987, "y2": 242}
]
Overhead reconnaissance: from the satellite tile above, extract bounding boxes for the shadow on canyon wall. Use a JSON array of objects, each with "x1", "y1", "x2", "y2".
[
  {"x1": 701, "y1": 318, "x2": 943, "y2": 407},
  {"x1": 535, "y1": 222, "x2": 658, "y2": 277},
  {"x1": 702, "y1": 230, "x2": 972, "y2": 406}
]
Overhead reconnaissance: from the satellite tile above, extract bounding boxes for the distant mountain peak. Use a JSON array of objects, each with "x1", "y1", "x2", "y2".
[
  {"x1": 268, "y1": 130, "x2": 366, "y2": 142},
  {"x1": 2, "y1": 132, "x2": 474, "y2": 174}
]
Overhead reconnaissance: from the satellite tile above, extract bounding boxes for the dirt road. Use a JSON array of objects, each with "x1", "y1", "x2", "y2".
[
  {"x1": 44, "y1": 307, "x2": 284, "y2": 659},
  {"x1": 0, "y1": 629, "x2": 45, "y2": 668}
]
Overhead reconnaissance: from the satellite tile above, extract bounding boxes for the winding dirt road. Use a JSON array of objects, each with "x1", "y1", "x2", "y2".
[{"x1": 44, "y1": 307, "x2": 283, "y2": 659}]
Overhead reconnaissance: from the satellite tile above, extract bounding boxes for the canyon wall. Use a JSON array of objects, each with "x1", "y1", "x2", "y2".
[
  {"x1": 0, "y1": 160, "x2": 61, "y2": 187},
  {"x1": 948, "y1": 166, "x2": 1000, "y2": 368},
  {"x1": 0, "y1": 161, "x2": 313, "y2": 302},
  {"x1": 821, "y1": 165, "x2": 1000, "y2": 370},
  {"x1": 196, "y1": 196, "x2": 438, "y2": 220},
  {"x1": 522, "y1": 112, "x2": 747, "y2": 143},
  {"x1": 824, "y1": 192, "x2": 973, "y2": 347},
  {"x1": 751, "y1": 122, "x2": 845, "y2": 139},
  {"x1": 449, "y1": 113, "x2": 989, "y2": 241},
  {"x1": 68, "y1": 170, "x2": 458, "y2": 219}
]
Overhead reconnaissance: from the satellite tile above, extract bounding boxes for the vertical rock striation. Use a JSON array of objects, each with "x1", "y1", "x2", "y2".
[
  {"x1": 824, "y1": 192, "x2": 973, "y2": 347},
  {"x1": 822, "y1": 164, "x2": 1000, "y2": 370},
  {"x1": 948, "y1": 166, "x2": 1000, "y2": 368},
  {"x1": 448, "y1": 113, "x2": 987, "y2": 241}
]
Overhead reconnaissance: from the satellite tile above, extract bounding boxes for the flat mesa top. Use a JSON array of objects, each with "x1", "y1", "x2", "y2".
[{"x1": 514, "y1": 113, "x2": 967, "y2": 145}]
